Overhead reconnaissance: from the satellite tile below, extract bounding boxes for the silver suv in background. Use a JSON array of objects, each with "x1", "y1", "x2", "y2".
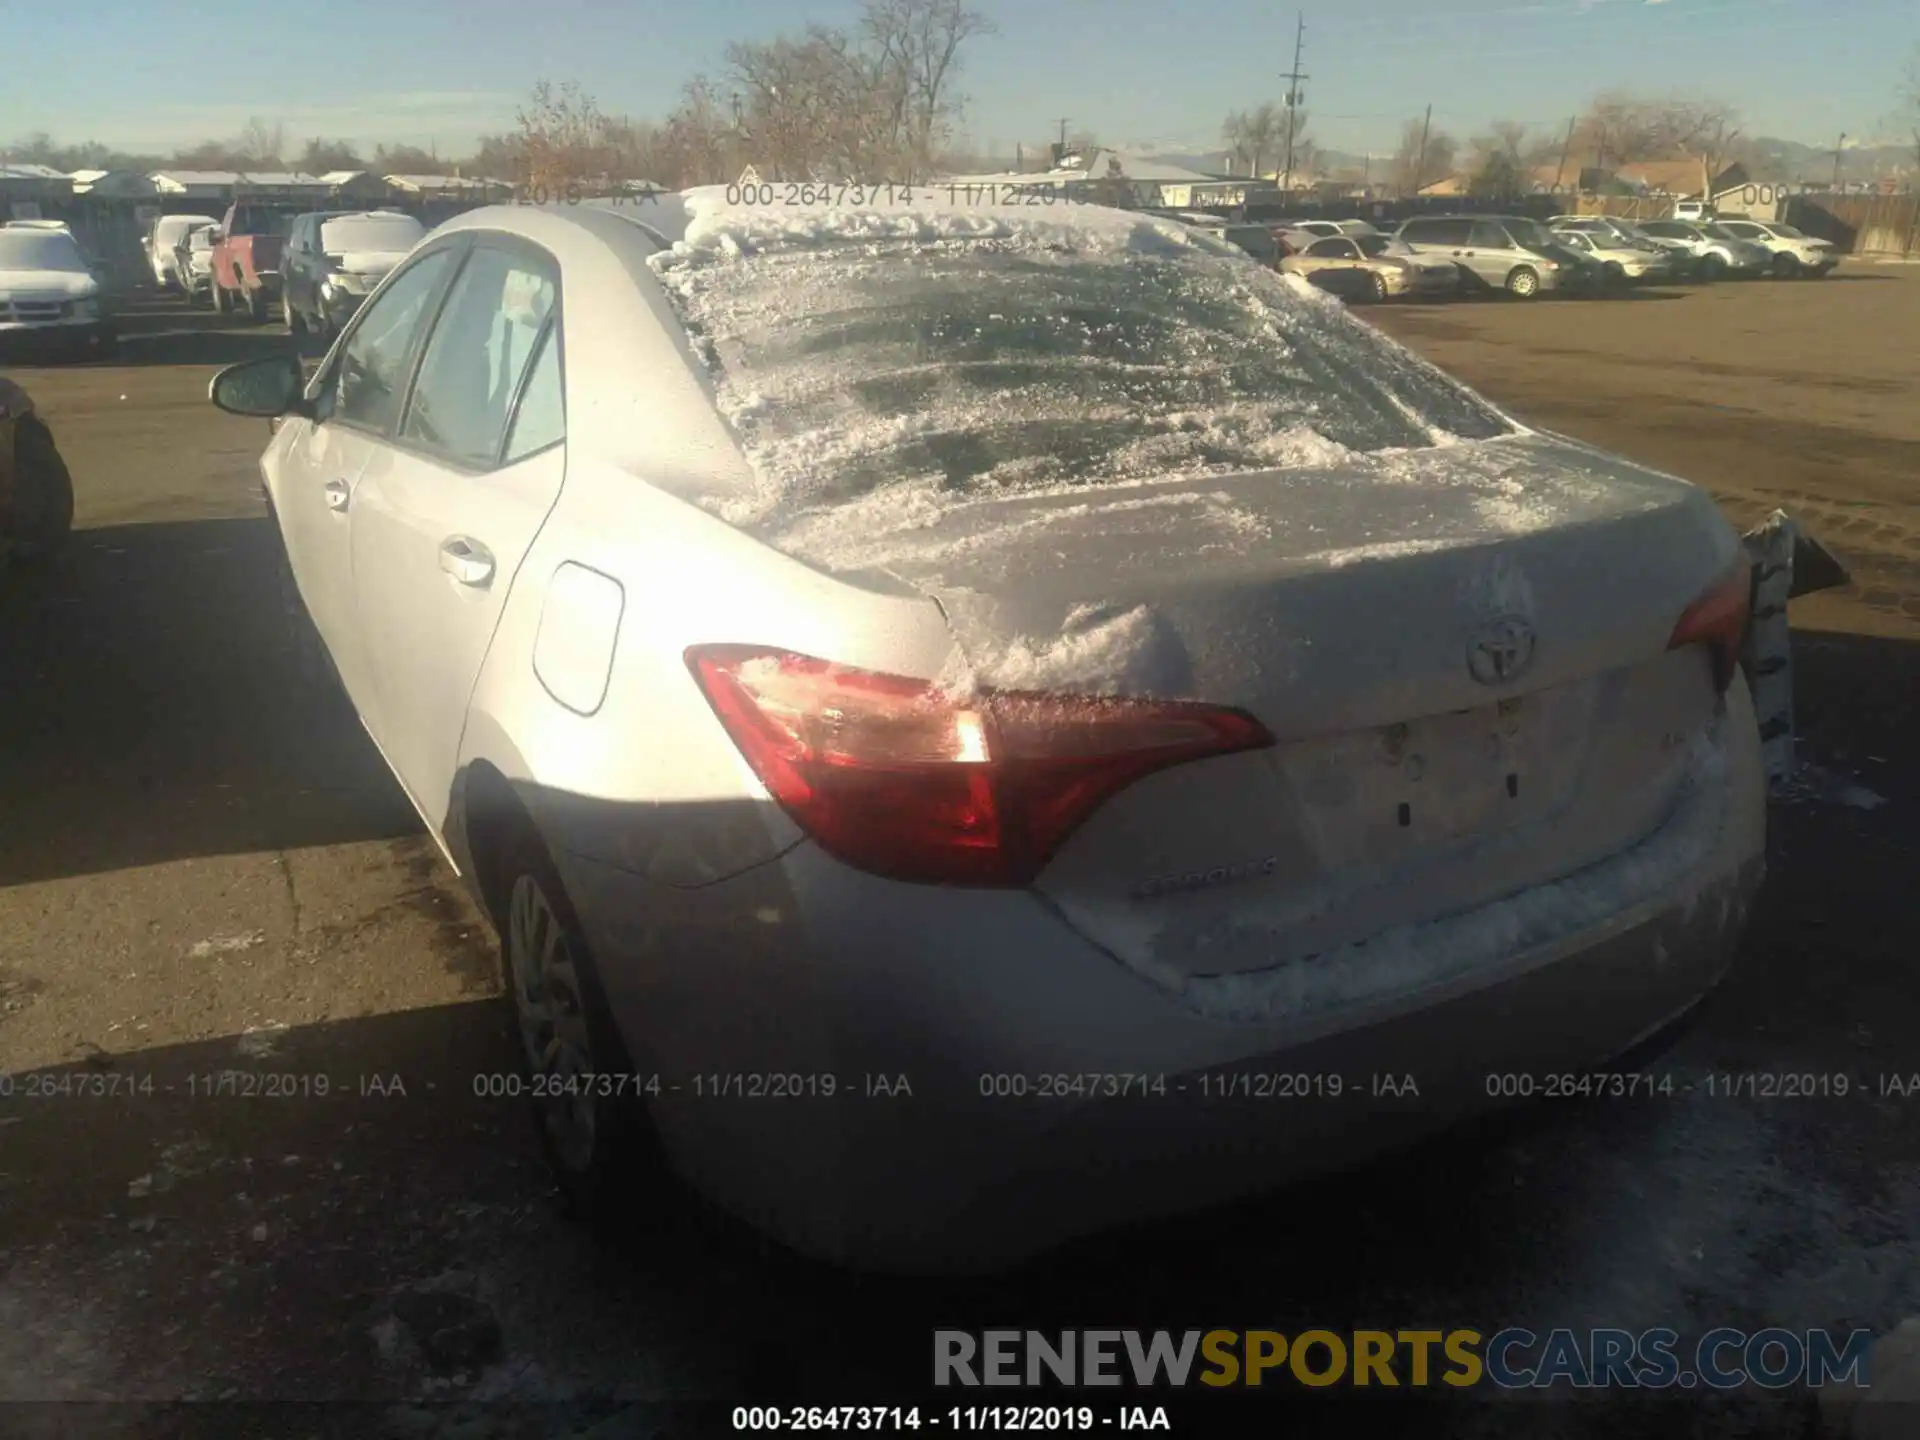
[
  {"x1": 1713, "y1": 218, "x2": 1839, "y2": 277},
  {"x1": 1635, "y1": 219, "x2": 1772, "y2": 280},
  {"x1": 1392, "y1": 214, "x2": 1578, "y2": 298}
]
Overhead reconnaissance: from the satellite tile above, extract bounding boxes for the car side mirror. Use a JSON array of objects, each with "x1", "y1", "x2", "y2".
[{"x1": 210, "y1": 354, "x2": 311, "y2": 419}]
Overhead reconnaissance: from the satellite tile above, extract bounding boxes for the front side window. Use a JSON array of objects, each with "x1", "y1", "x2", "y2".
[
  {"x1": 326, "y1": 247, "x2": 460, "y2": 432},
  {"x1": 399, "y1": 244, "x2": 558, "y2": 467}
]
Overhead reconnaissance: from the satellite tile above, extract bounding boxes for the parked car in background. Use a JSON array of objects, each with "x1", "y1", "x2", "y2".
[
  {"x1": 209, "y1": 201, "x2": 298, "y2": 321},
  {"x1": 0, "y1": 224, "x2": 117, "y2": 360},
  {"x1": 174, "y1": 223, "x2": 218, "y2": 305},
  {"x1": 282, "y1": 211, "x2": 430, "y2": 339},
  {"x1": 1671, "y1": 199, "x2": 1713, "y2": 221},
  {"x1": 147, "y1": 213, "x2": 222, "y2": 291},
  {"x1": 1392, "y1": 214, "x2": 1581, "y2": 298},
  {"x1": 1276, "y1": 218, "x2": 1380, "y2": 254},
  {"x1": 1549, "y1": 228, "x2": 1676, "y2": 284},
  {"x1": 1634, "y1": 219, "x2": 1770, "y2": 281},
  {"x1": 208, "y1": 194, "x2": 1765, "y2": 1272},
  {"x1": 1548, "y1": 214, "x2": 1698, "y2": 279},
  {"x1": 1281, "y1": 232, "x2": 1462, "y2": 301},
  {"x1": 1712, "y1": 218, "x2": 1838, "y2": 277}
]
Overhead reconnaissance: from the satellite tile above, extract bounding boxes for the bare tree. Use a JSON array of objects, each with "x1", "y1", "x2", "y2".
[
  {"x1": 861, "y1": 0, "x2": 994, "y2": 176},
  {"x1": 298, "y1": 138, "x2": 364, "y2": 174},
  {"x1": 1391, "y1": 117, "x2": 1455, "y2": 196},
  {"x1": 515, "y1": 81, "x2": 620, "y2": 188},
  {"x1": 1574, "y1": 92, "x2": 1672, "y2": 169},
  {"x1": 1661, "y1": 99, "x2": 1742, "y2": 198},
  {"x1": 1222, "y1": 103, "x2": 1284, "y2": 178},
  {"x1": 234, "y1": 118, "x2": 286, "y2": 170}
]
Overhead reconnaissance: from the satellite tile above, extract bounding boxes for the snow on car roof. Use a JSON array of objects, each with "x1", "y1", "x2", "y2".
[{"x1": 651, "y1": 187, "x2": 1239, "y2": 265}]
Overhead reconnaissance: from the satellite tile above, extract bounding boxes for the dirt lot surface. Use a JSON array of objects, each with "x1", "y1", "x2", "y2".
[{"x1": 0, "y1": 271, "x2": 1916, "y2": 1440}]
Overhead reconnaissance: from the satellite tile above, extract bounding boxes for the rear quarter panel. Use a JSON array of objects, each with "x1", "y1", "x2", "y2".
[{"x1": 456, "y1": 459, "x2": 960, "y2": 887}]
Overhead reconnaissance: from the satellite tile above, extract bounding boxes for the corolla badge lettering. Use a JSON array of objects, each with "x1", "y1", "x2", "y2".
[
  {"x1": 1467, "y1": 614, "x2": 1536, "y2": 685},
  {"x1": 1132, "y1": 856, "x2": 1279, "y2": 900}
]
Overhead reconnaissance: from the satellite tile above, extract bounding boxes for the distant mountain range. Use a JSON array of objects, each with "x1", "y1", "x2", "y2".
[{"x1": 1132, "y1": 136, "x2": 1913, "y2": 181}]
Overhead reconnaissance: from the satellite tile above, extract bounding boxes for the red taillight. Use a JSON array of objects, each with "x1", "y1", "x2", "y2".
[
  {"x1": 1667, "y1": 560, "x2": 1754, "y2": 693},
  {"x1": 686, "y1": 645, "x2": 1275, "y2": 887}
]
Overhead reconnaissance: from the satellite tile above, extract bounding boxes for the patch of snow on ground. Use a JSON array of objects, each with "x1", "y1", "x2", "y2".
[{"x1": 1176, "y1": 722, "x2": 1733, "y2": 1022}]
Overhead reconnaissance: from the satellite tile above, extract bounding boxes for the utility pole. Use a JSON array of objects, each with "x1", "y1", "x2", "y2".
[
  {"x1": 1554, "y1": 115, "x2": 1577, "y2": 193},
  {"x1": 1279, "y1": 13, "x2": 1309, "y2": 194},
  {"x1": 1832, "y1": 132, "x2": 1846, "y2": 191},
  {"x1": 1410, "y1": 104, "x2": 1432, "y2": 199}
]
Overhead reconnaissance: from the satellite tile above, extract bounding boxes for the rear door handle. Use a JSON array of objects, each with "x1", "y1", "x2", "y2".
[
  {"x1": 439, "y1": 536, "x2": 495, "y2": 587},
  {"x1": 323, "y1": 479, "x2": 350, "y2": 512}
]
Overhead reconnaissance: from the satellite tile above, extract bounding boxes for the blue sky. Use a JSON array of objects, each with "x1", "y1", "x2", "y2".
[{"x1": 2, "y1": 0, "x2": 1914, "y2": 159}]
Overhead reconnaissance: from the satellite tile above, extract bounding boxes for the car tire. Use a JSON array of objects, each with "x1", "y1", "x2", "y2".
[
  {"x1": 1602, "y1": 261, "x2": 1626, "y2": 289},
  {"x1": 1505, "y1": 265, "x2": 1540, "y2": 298},
  {"x1": 211, "y1": 279, "x2": 231, "y2": 316},
  {"x1": 7, "y1": 416, "x2": 75, "y2": 562},
  {"x1": 285, "y1": 294, "x2": 305, "y2": 335},
  {"x1": 1700, "y1": 253, "x2": 1726, "y2": 281},
  {"x1": 1771, "y1": 252, "x2": 1800, "y2": 278},
  {"x1": 244, "y1": 287, "x2": 268, "y2": 324},
  {"x1": 489, "y1": 819, "x2": 665, "y2": 1228},
  {"x1": 1367, "y1": 271, "x2": 1390, "y2": 302}
]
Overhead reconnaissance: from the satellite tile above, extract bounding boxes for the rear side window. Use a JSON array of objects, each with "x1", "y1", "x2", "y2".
[
  {"x1": 648, "y1": 213, "x2": 1512, "y2": 513},
  {"x1": 504, "y1": 325, "x2": 565, "y2": 462},
  {"x1": 399, "y1": 244, "x2": 558, "y2": 467},
  {"x1": 1305, "y1": 237, "x2": 1356, "y2": 258}
]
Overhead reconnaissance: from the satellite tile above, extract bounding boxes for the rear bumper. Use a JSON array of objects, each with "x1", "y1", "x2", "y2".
[{"x1": 554, "y1": 686, "x2": 1768, "y2": 1273}]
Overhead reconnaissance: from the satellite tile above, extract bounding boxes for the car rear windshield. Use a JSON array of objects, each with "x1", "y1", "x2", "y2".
[
  {"x1": 0, "y1": 231, "x2": 88, "y2": 272},
  {"x1": 648, "y1": 210, "x2": 1513, "y2": 512},
  {"x1": 321, "y1": 215, "x2": 425, "y2": 256}
]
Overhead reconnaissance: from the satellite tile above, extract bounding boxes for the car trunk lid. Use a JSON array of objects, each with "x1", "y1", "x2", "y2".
[{"x1": 758, "y1": 432, "x2": 1743, "y2": 983}]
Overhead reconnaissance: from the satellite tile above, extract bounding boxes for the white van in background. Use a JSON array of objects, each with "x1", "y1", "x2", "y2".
[{"x1": 146, "y1": 213, "x2": 222, "y2": 290}]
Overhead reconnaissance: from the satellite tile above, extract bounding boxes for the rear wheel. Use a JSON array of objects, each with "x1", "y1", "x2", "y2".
[
  {"x1": 285, "y1": 292, "x2": 305, "y2": 335},
  {"x1": 490, "y1": 819, "x2": 663, "y2": 1227},
  {"x1": 7, "y1": 417, "x2": 75, "y2": 561},
  {"x1": 244, "y1": 286, "x2": 268, "y2": 324},
  {"x1": 211, "y1": 277, "x2": 231, "y2": 316},
  {"x1": 1700, "y1": 253, "x2": 1726, "y2": 281},
  {"x1": 1603, "y1": 261, "x2": 1626, "y2": 289},
  {"x1": 1367, "y1": 271, "x2": 1390, "y2": 302},
  {"x1": 1505, "y1": 265, "x2": 1540, "y2": 298},
  {"x1": 1771, "y1": 252, "x2": 1800, "y2": 278}
]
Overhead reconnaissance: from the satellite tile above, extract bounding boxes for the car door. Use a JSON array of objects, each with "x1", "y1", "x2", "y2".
[
  {"x1": 272, "y1": 242, "x2": 466, "y2": 716},
  {"x1": 348, "y1": 236, "x2": 567, "y2": 831},
  {"x1": 1300, "y1": 236, "x2": 1360, "y2": 284},
  {"x1": 1463, "y1": 220, "x2": 1517, "y2": 283},
  {"x1": 282, "y1": 217, "x2": 306, "y2": 308}
]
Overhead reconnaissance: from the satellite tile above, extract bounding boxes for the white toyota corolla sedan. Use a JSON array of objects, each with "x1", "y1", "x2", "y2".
[{"x1": 209, "y1": 190, "x2": 1766, "y2": 1273}]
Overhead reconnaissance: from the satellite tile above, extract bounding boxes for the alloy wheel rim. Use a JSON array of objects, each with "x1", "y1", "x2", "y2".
[{"x1": 507, "y1": 873, "x2": 598, "y2": 1172}]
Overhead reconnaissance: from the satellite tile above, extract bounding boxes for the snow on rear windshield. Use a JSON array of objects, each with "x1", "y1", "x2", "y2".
[
  {"x1": 321, "y1": 215, "x2": 425, "y2": 255},
  {"x1": 646, "y1": 206, "x2": 1512, "y2": 519}
]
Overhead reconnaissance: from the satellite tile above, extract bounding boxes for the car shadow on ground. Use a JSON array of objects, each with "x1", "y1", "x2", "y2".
[
  {"x1": 107, "y1": 299, "x2": 308, "y2": 369},
  {"x1": 0, "y1": 515, "x2": 419, "y2": 888}
]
